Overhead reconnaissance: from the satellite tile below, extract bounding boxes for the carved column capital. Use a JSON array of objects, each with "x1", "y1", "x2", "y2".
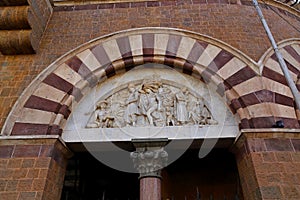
[{"x1": 130, "y1": 148, "x2": 168, "y2": 178}]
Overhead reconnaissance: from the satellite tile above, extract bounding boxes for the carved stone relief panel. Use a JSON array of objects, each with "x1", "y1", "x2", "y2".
[
  {"x1": 63, "y1": 65, "x2": 239, "y2": 142},
  {"x1": 86, "y1": 75, "x2": 218, "y2": 128}
]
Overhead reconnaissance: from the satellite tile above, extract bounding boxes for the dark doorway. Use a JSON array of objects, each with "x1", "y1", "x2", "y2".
[
  {"x1": 162, "y1": 148, "x2": 243, "y2": 199},
  {"x1": 61, "y1": 140, "x2": 242, "y2": 200},
  {"x1": 61, "y1": 152, "x2": 139, "y2": 200}
]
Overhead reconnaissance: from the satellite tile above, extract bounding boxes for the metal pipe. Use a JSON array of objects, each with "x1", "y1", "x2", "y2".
[{"x1": 252, "y1": 0, "x2": 300, "y2": 110}]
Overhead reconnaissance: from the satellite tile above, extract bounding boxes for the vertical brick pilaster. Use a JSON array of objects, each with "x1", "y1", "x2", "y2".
[
  {"x1": 232, "y1": 131, "x2": 300, "y2": 200},
  {"x1": 0, "y1": 136, "x2": 73, "y2": 200}
]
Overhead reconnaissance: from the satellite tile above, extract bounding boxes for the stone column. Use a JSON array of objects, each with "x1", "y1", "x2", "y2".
[{"x1": 130, "y1": 139, "x2": 168, "y2": 200}]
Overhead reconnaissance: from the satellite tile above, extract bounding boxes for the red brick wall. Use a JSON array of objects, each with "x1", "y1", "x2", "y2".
[
  {"x1": 46, "y1": 2, "x2": 300, "y2": 61},
  {"x1": 0, "y1": 138, "x2": 72, "y2": 200},
  {"x1": 0, "y1": 56, "x2": 35, "y2": 132},
  {"x1": 234, "y1": 132, "x2": 300, "y2": 199}
]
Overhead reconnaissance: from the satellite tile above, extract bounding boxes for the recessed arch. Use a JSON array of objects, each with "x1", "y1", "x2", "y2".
[
  {"x1": 3, "y1": 27, "x2": 297, "y2": 136},
  {"x1": 259, "y1": 39, "x2": 300, "y2": 123}
]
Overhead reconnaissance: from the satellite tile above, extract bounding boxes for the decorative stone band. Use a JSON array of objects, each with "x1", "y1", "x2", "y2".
[
  {"x1": 2, "y1": 29, "x2": 300, "y2": 136},
  {"x1": 130, "y1": 148, "x2": 168, "y2": 178}
]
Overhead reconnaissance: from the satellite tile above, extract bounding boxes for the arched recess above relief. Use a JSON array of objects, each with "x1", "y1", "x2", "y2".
[
  {"x1": 259, "y1": 38, "x2": 300, "y2": 71},
  {"x1": 257, "y1": 39, "x2": 300, "y2": 124},
  {"x1": 258, "y1": 39, "x2": 300, "y2": 86},
  {"x1": 262, "y1": 0, "x2": 300, "y2": 15},
  {"x1": 1, "y1": 27, "x2": 261, "y2": 136}
]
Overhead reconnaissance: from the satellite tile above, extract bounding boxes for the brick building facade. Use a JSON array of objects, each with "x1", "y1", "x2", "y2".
[{"x1": 0, "y1": 0, "x2": 300, "y2": 199}]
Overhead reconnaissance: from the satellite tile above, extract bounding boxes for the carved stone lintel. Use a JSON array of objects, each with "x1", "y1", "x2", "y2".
[{"x1": 130, "y1": 148, "x2": 168, "y2": 178}]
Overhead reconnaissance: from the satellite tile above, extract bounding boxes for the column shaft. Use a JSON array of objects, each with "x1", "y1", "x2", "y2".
[{"x1": 140, "y1": 177, "x2": 161, "y2": 200}]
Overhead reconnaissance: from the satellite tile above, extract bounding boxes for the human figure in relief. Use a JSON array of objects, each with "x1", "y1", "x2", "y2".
[
  {"x1": 189, "y1": 98, "x2": 218, "y2": 125},
  {"x1": 189, "y1": 99, "x2": 205, "y2": 125},
  {"x1": 86, "y1": 100, "x2": 114, "y2": 128},
  {"x1": 201, "y1": 105, "x2": 218, "y2": 125},
  {"x1": 175, "y1": 87, "x2": 189, "y2": 125},
  {"x1": 138, "y1": 81, "x2": 162, "y2": 126},
  {"x1": 159, "y1": 86, "x2": 175, "y2": 126}
]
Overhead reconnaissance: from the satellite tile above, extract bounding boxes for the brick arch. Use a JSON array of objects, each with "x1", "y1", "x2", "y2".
[{"x1": 3, "y1": 27, "x2": 290, "y2": 136}]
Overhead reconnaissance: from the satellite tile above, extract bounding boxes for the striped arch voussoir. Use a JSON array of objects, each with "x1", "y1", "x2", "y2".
[{"x1": 258, "y1": 40, "x2": 300, "y2": 127}]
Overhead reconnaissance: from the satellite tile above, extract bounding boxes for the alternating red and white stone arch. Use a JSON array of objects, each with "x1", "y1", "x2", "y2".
[
  {"x1": 2, "y1": 28, "x2": 299, "y2": 136},
  {"x1": 259, "y1": 39, "x2": 300, "y2": 127}
]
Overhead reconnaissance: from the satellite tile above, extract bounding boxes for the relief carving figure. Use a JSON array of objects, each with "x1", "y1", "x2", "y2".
[
  {"x1": 86, "y1": 100, "x2": 114, "y2": 128},
  {"x1": 124, "y1": 83, "x2": 140, "y2": 126},
  {"x1": 189, "y1": 99, "x2": 205, "y2": 125},
  {"x1": 86, "y1": 76, "x2": 218, "y2": 128},
  {"x1": 175, "y1": 87, "x2": 189, "y2": 125},
  {"x1": 158, "y1": 87, "x2": 175, "y2": 126},
  {"x1": 201, "y1": 105, "x2": 218, "y2": 125},
  {"x1": 138, "y1": 81, "x2": 162, "y2": 126}
]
